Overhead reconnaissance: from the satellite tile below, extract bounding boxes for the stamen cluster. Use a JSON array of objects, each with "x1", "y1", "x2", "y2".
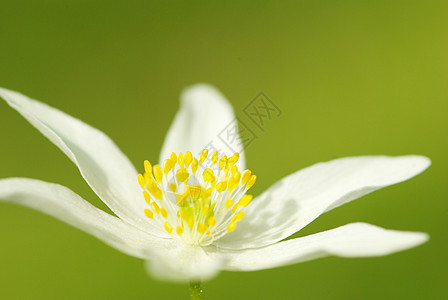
[{"x1": 137, "y1": 149, "x2": 256, "y2": 246}]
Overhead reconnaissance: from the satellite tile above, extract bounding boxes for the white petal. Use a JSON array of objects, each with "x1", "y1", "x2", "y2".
[
  {"x1": 213, "y1": 223, "x2": 428, "y2": 271},
  {"x1": 144, "y1": 242, "x2": 222, "y2": 282},
  {"x1": 159, "y1": 84, "x2": 246, "y2": 170},
  {"x1": 0, "y1": 88, "x2": 166, "y2": 236},
  {"x1": 0, "y1": 178, "x2": 167, "y2": 259},
  {"x1": 216, "y1": 155, "x2": 430, "y2": 249}
]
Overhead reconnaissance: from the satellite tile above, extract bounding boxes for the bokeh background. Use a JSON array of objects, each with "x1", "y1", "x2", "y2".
[{"x1": 1, "y1": 1, "x2": 447, "y2": 299}]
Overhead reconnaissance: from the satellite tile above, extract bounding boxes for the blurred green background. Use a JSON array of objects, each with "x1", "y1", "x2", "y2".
[{"x1": 1, "y1": 1, "x2": 446, "y2": 299}]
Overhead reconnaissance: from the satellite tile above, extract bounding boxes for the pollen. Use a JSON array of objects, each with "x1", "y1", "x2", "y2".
[{"x1": 137, "y1": 149, "x2": 257, "y2": 246}]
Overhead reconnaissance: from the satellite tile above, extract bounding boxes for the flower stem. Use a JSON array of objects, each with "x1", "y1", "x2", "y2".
[{"x1": 189, "y1": 281, "x2": 204, "y2": 300}]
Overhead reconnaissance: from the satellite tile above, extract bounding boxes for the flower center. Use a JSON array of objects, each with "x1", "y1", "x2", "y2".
[{"x1": 137, "y1": 149, "x2": 256, "y2": 246}]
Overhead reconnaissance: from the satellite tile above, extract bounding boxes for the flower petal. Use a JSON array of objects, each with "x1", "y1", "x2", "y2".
[
  {"x1": 144, "y1": 242, "x2": 222, "y2": 282},
  {"x1": 0, "y1": 88, "x2": 166, "y2": 236},
  {"x1": 159, "y1": 84, "x2": 246, "y2": 170},
  {"x1": 216, "y1": 155, "x2": 430, "y2": 249},
  {"x1": 213, "y1": 223, "x2": 428, "y2": 271},
  {"x1": 0, "y1": 178, "x2": 168, "y2": 259}
]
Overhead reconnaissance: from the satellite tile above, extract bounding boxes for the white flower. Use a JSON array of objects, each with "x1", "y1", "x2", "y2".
[{"x1": 0, "y1": 84, "x2": 430, "y2": 282}]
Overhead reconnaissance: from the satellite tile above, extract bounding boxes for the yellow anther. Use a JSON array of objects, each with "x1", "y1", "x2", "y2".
[
  {"x1": 247, "y1": 175, "x2": 257, "y2": 188},
  {"x1": 143, "y1": 191, "x2": 151, "y2": 204},
  {"x1": 233, "y1": 211, "x2": 245, "y2": 222},
  {"x1": 228, "y1": 172, "x2": 242, "y2": 191},
  {"x1": 192, "y1": 158, "x2": 199, "y2": 173},
  {"x1": 144, "y1": 209, "x2": 153, "y2": 219},
  {"x1": 144, "y1": 160, "x2": 152, "y2": 175},
  {"x1": 151, "y1": 202, "x2": 161, "y2": 214},
  {"x1": 176, "y1": 168, "x2": 189, "y2": 182},
  {"x1": 184, "y1": 151, "x2": 193, "y2": 167},
  {"x1": 178, "y1": 152, "x2": 185, "y2": 168},
  {"x1": 231, "y1": 165, "x2": 238, "y2": 176},
  {"x1": 228, "y1": 152, "x2": 239, "y2": 165},
  {"x1": 164, "y1": 222, "x2": 173, "y2": 234},
  {"x1": 232, "y1": 197, "x2": 250, "y2": 213},
  {"x1": 227, "y1": 221, "x2": 237, "y2": 232},
  {"x1": 225, "y1": 199, "x2": 234, "y2": 209},
  {"x1": 169, "y1": 183, "x2": 177, "y2": 192},
  {"x1": 137, "y1": 174, "x2": 145, "y2": 188},
  {"x1": 207, "y1": 216, "x2": 216, "y2": 226},
  {"x1": 161, "y1": 207, "x2": 168, "y2": 218},
  {"x1": 163, "y1": 159, "x2": 172, "y2": 175},
  {"x1": 197, "y1": 224, "x2": 207, "y2": 234},
  {"x1": 153, "y1": 165, "x2": 163, "y2": 183},
  {"x1": 234, "y1": 171, "x2": 241, "y2": 182},
  {"x1": 143, "y1": 172, "x2": 151, "y2": 184},
  {"x1": 203, "y1": 168, "x2": 215, "y2": 182},
  {"x1": 199, "y1": 149, "x2": 208, "y2": 164},
  {"x1": 216, "y1": 181, "x2": 228, "y2": 192},
  {"x1": 211, "y1": 151, "x2": 219, "y2": 164},
  {"x1": 170, "y1": 152, "x2": 177, "y2": 166},
  {"x1": 238, "y1": 194, "x2": 253, "y2": 207},
  {"x1": 241, "y1": 169, "x2": 252, "y2": 185},
  {"x1": 148, "y1": 180, "x2": 163, "y2": 200},
  {"x1": 176, "y1": 226, "x2": 183, "y2": 235},
  {"x1": 219, "y1": 155, "x2": 227, "y2": 169}
]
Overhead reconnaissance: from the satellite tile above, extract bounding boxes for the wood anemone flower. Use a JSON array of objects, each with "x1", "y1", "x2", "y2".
[{"x1": 0, "y1": 84, "x2": 429, "y2": 282}]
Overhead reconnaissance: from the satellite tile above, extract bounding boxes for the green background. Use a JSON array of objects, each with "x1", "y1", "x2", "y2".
[{"x1": 1, "y1": 1, "x2": 446, "y2": 299}]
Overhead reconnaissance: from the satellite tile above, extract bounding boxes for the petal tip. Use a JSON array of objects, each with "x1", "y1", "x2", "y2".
[
  {"x1": 181, "y1": 83, "x2": 230, "y2": 108},
  {"x1": 399, "y1": 155, "x2": 431, "y2": 178}
]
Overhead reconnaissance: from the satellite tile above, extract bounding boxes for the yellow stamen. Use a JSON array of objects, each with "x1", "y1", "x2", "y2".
[
  {"x1": 176, "y1": 168, "x2": 189, "y2": 182},
  {"x1": 199, "y1": 149, "x2": 208, "y2": 164},
  {"x1": 232, "y1": 211, "x2": 245, "y2": 222},
  {"x1": 163, "y1": 159, "x2": 172, "y2": 175},
  {"x1": 247, "y1": 175, "x2": 257, "y2": 188},
  {"x1": 144, "y1": 160, "x2": 152, "y2": 175},
  {"x1": 219, "y1": 155, "x2": 227, "y2": 169},
  {"x1": 184, "y1": 151, "x2": 193, "y2": 168},
  {"x1": 161, "y1": 207, "x2": 168, "y2": 218},
  {"x1": 153, "y1": 165, "x2": 163, "y2": 183},
  {"x1": 203, "y1": 168, "x2": 214, "y2": 182},
  {"x1": 227, "y1": 221, "x2": 237, "y2": 232},
  {"x1": 178, "y1": 152, "x2": 184, "y2": 168},
  {"x1": 143, "y1": 191, "x2": 151, "y2": 204},
  {"x1": 144, "y1": 209, "x2": 153, "y2": 219},
  {"x1": 216, "y1": 181, "x2": 228, "y2": 192},
  {"x1": 138, "y1": 150, "x2": 257, "y2": 246},
  {"x1": 192, "y1": 158, "x2": 199, "y2": 173},
  {"x1": 211, "y1": 151, "x2": 219, "y2": 164},
  {"x1": 176, "y1": 226, "x2": 183, "y2": 235},
  {"x1": 241, "y1": 170, "x2": 252, "y2": 185},
  {"x1": 170, "y1": 152, "x2": 177, "y2": 166},
  {"x1": 138, "y1": 174, "x2": 145, "y2": 188},
  {"x1": 164, "y1": 222, "x2": 173, "y2": 233},
  {"x1": 228, "y1": 152, "x2": 239, "y2": 165},
  {"x1": 238, "y1": 194, "x2": 253, "y2": 207},
  {"x1": 148, "y1": 180, "x2": 163, "y2": 200},
  {"x1": 151, "y1": 202, "x2": 161, "y2": 214}
]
